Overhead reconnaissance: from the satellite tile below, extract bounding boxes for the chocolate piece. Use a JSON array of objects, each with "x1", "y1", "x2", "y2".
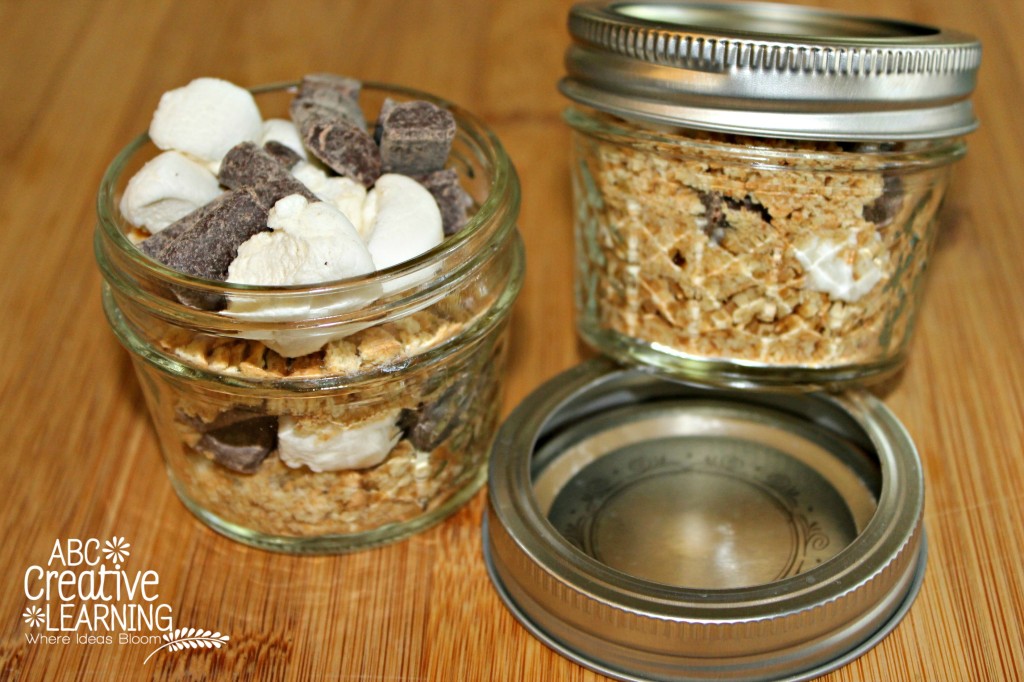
[
  {"x1": 290, "y1": 98, "x2": 342, "y2": 132},
  {"x1": 697, "y1": 191, "x2": 731, "y2": 244},
  {"x1": 248, "y1": 177, "x2": 317, "y2": 211},
  {"x1": 399, "y1": 373, "x2": 474, "y2": 452},
  {"x1": 300, "y1": 116, "x2": 382, "y2": 188},
  {"x1": 697, "y1": 191, "x2": 772, "y2": 244},
  {"x1": 263, "y1": 140, "x2": 303, "y2": 169},
  {"x1": 416, "y1": 168, "x2": 473, "y2": 236},
  {"x1": 140, "y1": 157, "x2": 320, "y2": 290},
  {"x1": 373, "y1": 98, "x2": 397, "y2": 145},
  {"x1": 289, "y1": 75, "x2": 380, "y2": 187},
  {"x1": 143, "y1": 188, "x2": 268, "y2": 281},
  {"x1": 140, "y1": 168, "x2": 313, "y2": 287},
  {"x1": 378, "y1": 101, "x2": 455, "y2": 175},
  {"x1": 219, "y1": 142, "x2": 317, "y2": 202},
  {"x1": 138, "y1": 208, "x2": 206, "y2": 260},
  {"x1": 863, "y1": 175, "x2": 904, "y2": 227},
  {"x1": 296, "y1": 73, "x2": 366, "y2": 130},
  {"x1": 186, "y1": 408, "x2": 278, "y2": 474}
]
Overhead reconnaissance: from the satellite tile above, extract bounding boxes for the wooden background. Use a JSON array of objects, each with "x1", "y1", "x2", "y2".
[{"x1": 1, "y1": 0, "x2": 1021, "y2": 680}]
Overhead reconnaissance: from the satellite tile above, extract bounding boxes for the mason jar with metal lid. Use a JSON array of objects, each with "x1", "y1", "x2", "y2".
[
  {"x1": 561, "y1": 1, "x2": 982, "y2": 389},
  {"x1": 483, "y1": 3, "x2": 980, "y2": 681}
]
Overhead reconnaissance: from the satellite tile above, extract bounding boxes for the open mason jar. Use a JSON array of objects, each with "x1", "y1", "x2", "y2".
[
  {"x1": 561, "y1": 1, "x2": 981, "y2": 389},
  {"x1": 482, "y1": 4, "x2": 982, "y2": 682},
  {"x1": 96, "y1": 82, "x2": 524, "y2": 553}
]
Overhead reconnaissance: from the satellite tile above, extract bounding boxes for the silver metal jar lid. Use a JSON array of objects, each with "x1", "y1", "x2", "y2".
[
  {"x1": 560, "y1": 1, "x2": 981, "y2": 140},
  {"x1": 484, "y1": 359, "x2": 925, "y2": 681}
]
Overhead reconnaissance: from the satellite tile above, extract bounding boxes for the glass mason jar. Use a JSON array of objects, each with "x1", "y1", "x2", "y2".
[
  {"x1": 561, "y1": 1, "x2": 982, "y2": 389},
  {"x1": 95, "y1": 82, "x2": 524, "y2": 553}
]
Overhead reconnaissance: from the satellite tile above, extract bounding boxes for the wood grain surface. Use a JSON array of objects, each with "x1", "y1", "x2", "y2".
[{"x1": 1, "y1": 1, "x2": 1021, "y2": 680}]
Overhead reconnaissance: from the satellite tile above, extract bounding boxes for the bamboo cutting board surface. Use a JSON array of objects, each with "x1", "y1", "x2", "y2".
[{"x1": 0, "y1": 0, "x2": 1021, "y2": 680}]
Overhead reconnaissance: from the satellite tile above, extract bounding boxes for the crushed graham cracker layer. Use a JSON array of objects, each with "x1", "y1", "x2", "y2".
[
  {"x1": 573, "y1": 122, "x2": 948, "y2": 370},
  {"x1": 148, "y1": 300, "x2": 508, "y2": 539}
]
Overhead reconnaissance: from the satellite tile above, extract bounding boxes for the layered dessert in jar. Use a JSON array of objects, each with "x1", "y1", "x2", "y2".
[{"x1": 96, "y1": 74, "x2": 523, "y2": 551}]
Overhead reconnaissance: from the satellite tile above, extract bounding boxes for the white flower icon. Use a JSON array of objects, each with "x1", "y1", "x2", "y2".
[
  {"x1": 23, "y1": 605, "x2": 45, "y2": 628},
  {"x1": 103, "y1": 536, "x2": 131, "y2": 566}
]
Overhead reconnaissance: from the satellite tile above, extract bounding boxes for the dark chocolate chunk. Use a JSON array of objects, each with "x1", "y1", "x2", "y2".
[
  {"x1": 140, "y1": 162, "x2": 320, "y2": 291},
  {"x1": 416, "y1": 168, "x2": 473, "y2": 236},
  {"x1": 698, "y1": 191, "x2": 731, "y2": 244},
  {"x1": 138, "y1": 207, "x2": 206, "y2": 260},
  {"x1": 219, "y1": 142, "x2": 317, "y2": 202},
  {"x1": 301, "y1": 116, "x2": 382, "y2": 188},
  {"x1": 863, "y1": 175, "x2": 904, "y2": 227},
  {"x1": 186, "y1": 408, "x2": 278, "y2": 474},
  {"x1": 247, "y1": 177, "x2": 317, "y2": 211},
  {"x1": 725, "y1": 194, "x2": 772, "y2": 224},
  {"x1": 263, "y1": 140, "x2": 304, "y2": 169},
  {"x1": 143, "y1": 188, "x2": 268, "y2": 281},
  {"x1": 378, "y1": 101, "x2": 455, "y2": 175},
  {"x1": 373, "y1": 98, "x2": 397, "y2": 145},
  {"x1": 697, "y1": 191, "x2": 772, "y2": 244},
  {"x1": 137, "y1": 147, "x2": 318, "y2": 309},
  {"x1": 296, "y1": 73, "x2": 366, "y2": 130},
  {"x1": 133, "y1": 228, "x2": 220, "y2": 309},
  {"x1": 290, "y1": 98, "x2": 343, "y2": 132},
  {"x1": 399, "y1": 373, "x2": 475, "y2": 452}
]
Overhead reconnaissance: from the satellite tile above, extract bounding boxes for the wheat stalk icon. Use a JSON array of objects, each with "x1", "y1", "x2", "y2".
[{"x1": 143, "y1": 627, "x2": 230, "y2": 665}]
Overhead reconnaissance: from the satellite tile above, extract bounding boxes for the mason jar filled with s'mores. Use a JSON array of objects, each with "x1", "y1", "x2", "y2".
[
  {"x1": 483, "y1": 5, "x2": 982, "y2": 682},
  {"x1": 96, "y1": 74, "x2": 523, "y2": 553},
  {"x1": 561, "y1": 1, "x2": 981, "y2": 389}
]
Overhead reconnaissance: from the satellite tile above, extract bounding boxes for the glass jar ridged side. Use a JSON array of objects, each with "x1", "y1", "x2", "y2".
[
  {"x1": 568, "y1": 108, "x2": 965, "y2": 389},
  {"x1": 560, "y1": 0, "x2": 980, "y2": 390},
  {"x1": 95, "y1": 82, "x2": 524, "y2": 553}
]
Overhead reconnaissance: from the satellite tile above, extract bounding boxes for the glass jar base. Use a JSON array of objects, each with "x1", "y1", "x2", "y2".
[
  {"x1": 166, "y1": 466, "x2": 488, "y2": 554},
  {"x1": 579, "y1": 325, "x2": 906, "y2": 391}
]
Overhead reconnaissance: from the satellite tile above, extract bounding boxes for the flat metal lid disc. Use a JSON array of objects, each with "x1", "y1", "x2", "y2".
[
  {"x1": 560, "y1": 1, "x2": 982, "y2": 139},
  {"x1": 485, "y1": 359, "x2": 926, "y2": 681}
]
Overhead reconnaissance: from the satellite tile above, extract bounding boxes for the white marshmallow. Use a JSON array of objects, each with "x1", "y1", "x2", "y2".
[
  {"x1": 278, "y1": 410, "x2": 402, "y2": 472},
  {"x1": 119, "y1": 151, "x2": 222, "y2": 233},
  {"x1": 149, "y1": 77, "x2": 263, "y2": 170},
  {"x1": 259, "y1": 118, "x2": 307, "y2": 161},
  {"x1": 225, "y1": 194, "x2": 380, "y2": 356},
  {"x1": 291, "y1": 162, "x2": 367, "y2": 235},
  {"x1": 363, "y1": 174, "x2": 444, "y2": 293},
  {"x1": 793, "y1": 235, "x2": 885, "y2": 302},
  {"x1": 229, "y1": 194, "x2": 375, "y2": 289}
]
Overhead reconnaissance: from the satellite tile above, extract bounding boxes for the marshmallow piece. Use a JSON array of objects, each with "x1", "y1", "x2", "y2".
[
  {"x1": 229, "y1": 194, "x2": 374, "y2": 287},
  {"x1": 226, "y1": 195, "x2": 380, "y2": 356},
  {"x1": 260, "y1": 118, "x2": 307, "y2": 161},
  {"x1": 119, "y1": 151, "x2": 222, "y2": 233},
  {"x1": 149, "y1": 77, "x2": 263, "y2": 169},
  {"x1": 291, "y1": 161, "x2": 368, "y2": 235},
  {"x1": 278, "y1": 410, "x2": 402, "y2": 472},
  {"x1": 363, "y1": 174, "x2": 444, "y2": 293},
  {"x1": 794, "y1": 235, "x2": 886, "y2": 302}
]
